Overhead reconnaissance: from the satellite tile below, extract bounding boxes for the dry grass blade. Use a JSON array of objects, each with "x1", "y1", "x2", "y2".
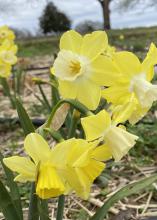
[{"x1": 72, "y1": 198, "x2": 94, "y2": 217}]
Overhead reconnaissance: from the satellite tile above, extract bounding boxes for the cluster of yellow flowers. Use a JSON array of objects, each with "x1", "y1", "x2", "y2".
[
  {"x1": 0, "y1": 26, "x2": 17, "y2": 78},
  {"x1": 3, "y1": 30, "x2": 157, "y2": 200}
]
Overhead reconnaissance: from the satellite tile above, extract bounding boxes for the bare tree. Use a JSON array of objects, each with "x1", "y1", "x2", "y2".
[
  {"x1": 97, "y1": 0, "x2": 157, "y2": 30},
  {"x1": 97, "y1": 0, "x2": 111, "y2": 30}
]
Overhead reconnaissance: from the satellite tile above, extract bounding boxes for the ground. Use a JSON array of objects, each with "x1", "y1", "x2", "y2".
[{"x1": 1, "y1": 26, "x2": 157, "y2": 220}]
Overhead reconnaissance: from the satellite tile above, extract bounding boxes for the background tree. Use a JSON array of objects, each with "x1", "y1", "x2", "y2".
[
  {"x1": 97, "y1": 0, "x2": 111, "y2": 30},
  {"x1": 75, "y1": 20, "x2": 103, "y2": 34},
  {"x1": 39, "y1": 1, "x2": 71, "y2": 34},
  {"x1": 97, "y1": 0, "x2": 157, "y2": 30}
]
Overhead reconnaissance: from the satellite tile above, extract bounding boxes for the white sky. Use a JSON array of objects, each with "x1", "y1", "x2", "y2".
[{"x1": 0, "y1": 0, "x2": 157, "y2": 34}]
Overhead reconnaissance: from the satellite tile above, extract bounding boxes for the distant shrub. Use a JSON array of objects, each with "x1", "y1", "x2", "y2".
[
  {"x1": 75, "y1": 20, "x2": 103, "y2": 34},
  {"x1": 39, "y1": 2, "x2": 71, "y2": 34}
]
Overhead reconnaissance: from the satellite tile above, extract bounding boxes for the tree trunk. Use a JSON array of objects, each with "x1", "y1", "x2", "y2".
[
  {"x1": 103, "y1": 0, "x2": 111, "y2": 29},
  {"x1": 98, "y1": 0, "x2": 111, "y2": 30}
]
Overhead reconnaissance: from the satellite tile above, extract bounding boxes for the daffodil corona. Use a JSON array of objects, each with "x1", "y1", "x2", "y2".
[
  {"x1": 81, "y1": 110, "x2": 138, "y2": 161},
  {"x1": 51, "y1": 30, "x2": 113, "y2": 110}
]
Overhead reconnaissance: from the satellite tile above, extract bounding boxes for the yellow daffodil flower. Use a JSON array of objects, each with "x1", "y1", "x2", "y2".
[
  {"x1": 0, "y1": 25, "x2": 15, "y2": 43},
  {"x1": 3, "y1": 133, "x2": 65, "y2": 199},
  {"x1": 102, "y1": 43, "x2": 157, "y2": 124},
  {"x1": 81, "y1": 110, "x2": 138, "y2": 161},
  {"x1": 3, "y1": 133, "x2": 111, "y2": 200},
  {"x1": 119, "y1": 34, "x2": 124, "y2": 40},
  {"x1": 0, "y1": 40, "x2": 17, "y2": 65},
  {"x1": 0, "y1": 61, "x2": 11, "y2": 77},
  {"x1": 51, "y1": 138, "x2": 111, "y2": 199},
  {"x1": 0, "y1": 26, "x2": 17, "y2": 78},
  {"x1": 51, "y1": 30, "x2": 113, "y2": 110}
]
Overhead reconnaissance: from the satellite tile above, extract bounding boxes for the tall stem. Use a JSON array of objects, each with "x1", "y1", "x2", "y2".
[
  {"x1": 28, "y1": 183, "x2": 39, "y2": 220},
  {"x1": 68, "y1": 110, "x2": 80, "y2": 138},
  {"x1": 56, "y1": 195, "x2": 65, "y2": 220},
  {"x1": 45, "y1": 99, "x2": 92, "y2": 128}
]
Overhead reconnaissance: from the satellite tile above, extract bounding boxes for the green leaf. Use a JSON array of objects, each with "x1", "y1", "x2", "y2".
[
  {"x1": 90, "y1": 174, "x2": 157, "y2": 220},
  {"x1": 0, "y1": 152, "x2": 23, "y2": 220},
  {"x1": 15, "y1": 99, "x2": 39, "y2": 219},
  {"x1": 0, "y1": 77, "x2": 16, "y2": 108},
  {"x1": 15, "y1": 98, "x2": 35, "y2": 135},
  {"x1": 38, "y1": 84, "x2": 51, "y2": 112},
  {"x1": 0, "y1": 180, "x2": 20, "y2": 220}
]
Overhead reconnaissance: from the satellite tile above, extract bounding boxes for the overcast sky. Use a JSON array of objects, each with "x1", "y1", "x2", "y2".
[{"x1": 0, "y1": 0, "x2": 157, "y2": 34}]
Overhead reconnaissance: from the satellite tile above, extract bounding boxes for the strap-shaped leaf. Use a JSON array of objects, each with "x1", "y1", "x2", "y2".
[
  {"x1": 0, "y1": 152, "x2": 23, "y2": 220},
  {"x1": 0, "y1": 180, "x2": 20, "y2": 220},
  {"x1": 90, "y1": 174, "x2": 157, "y2": 220},
  {"x1": 15, "y1": 99, "x2": 39, "y2": 220},
  {"x1": 15, "y1": 98, "x2": 35, "y2": 135}
]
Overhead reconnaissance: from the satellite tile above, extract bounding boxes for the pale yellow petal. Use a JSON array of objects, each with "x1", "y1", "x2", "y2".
[
  {"x1": 81, "y1": 110, "x2": 111, "y2": 141},
  {"x1": 111, "y1": 94, "x2": 137, "y2": 124},
  {"x1": 51, "y1": 138, "x2": 75, "y2": 167},
  {"x1": 76, "y1": 79, "x2": 101, "y2": 110},
  {"x1": 74, "y1": 160, "x2": 105, "y2": 199},
  {"x1": 142, "y1": 43, "x2": 157, "y2": 81},
  {"x1": 60, "y1": 160, "x2": 105, "y2": 200},
  {"x1": 58, "y1": 80, "x2": 78, "y2": 99},
  {"x1": 60, "y1": 30, "x2": 82, "y2": 53},
  {"x1": 92, "y1": 144, "x2": 112, "y2": 161},
  {"x1": 113, "y1": 51, "x2": 141, "y2": 78},
  {"x1": 90, "y1": 55, "x2": 121, "y2": 86},
  {"x1": 80, "y1": 31, "x2": 108, "y2": 60},
  {"x1": 52, "y1": 138, "x2": 94, "y2": 168},
  {"x1": 24, "y1": 133, "x2": 51, "y2": 165},
  {"x1": 3, "y1": 156, "x2": 36, "y2": 181},
  {"x1": 105, "y1": 126, "x2": 138, "y2": 161},
  {"x1": 14, "y1": 174, "x2": 35, "y2": 182},
  {"x1": 102, "y1": 83, "x2": 131, "y2": 105},
  {"x1": 59, "y1": 78, "x2": 101, "y2": 110},
  {"x1": 129, "y1": 105, "x2": 150, "y2": 125},
  {"x1": 0, "y1": 62, "x2": 11, "y2": 78}
]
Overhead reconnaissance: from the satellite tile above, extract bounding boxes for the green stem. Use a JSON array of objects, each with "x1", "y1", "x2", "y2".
[
  {"x1": 38, "y1": 84, "x2": 51, "y2": 111},
  {"x1": 50, "y1": 74, "x2": 59, "y2": 106},
  {"x1": 68, "y1": 110, "x2": 80, "y2": 138},
  {"x1": 0, "y1": 77, "x2": 15, "y2": 108},
  {"x1": 28, "y1": 183, "x2": 39, "y2": 220},
  {"x1": 56, "y1": 195, "x2": 65, "y2": 220},
  {"x1": 44, "y1": 128, "x2": 64, "y2": 142},
  {"x1": 45, "y1": 99, "x2": 92, "y2": 128},
  {"x1": 38, "y1": 200, "x2": 50, "y2": 220}
]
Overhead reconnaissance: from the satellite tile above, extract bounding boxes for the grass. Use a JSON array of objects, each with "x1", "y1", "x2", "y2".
[
  {"x1": 16, "y1": 26, "x2": 157, "y2": 58},
  {"x1": 16, "y1": 36, "x2": 59, "y2": 57}
]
